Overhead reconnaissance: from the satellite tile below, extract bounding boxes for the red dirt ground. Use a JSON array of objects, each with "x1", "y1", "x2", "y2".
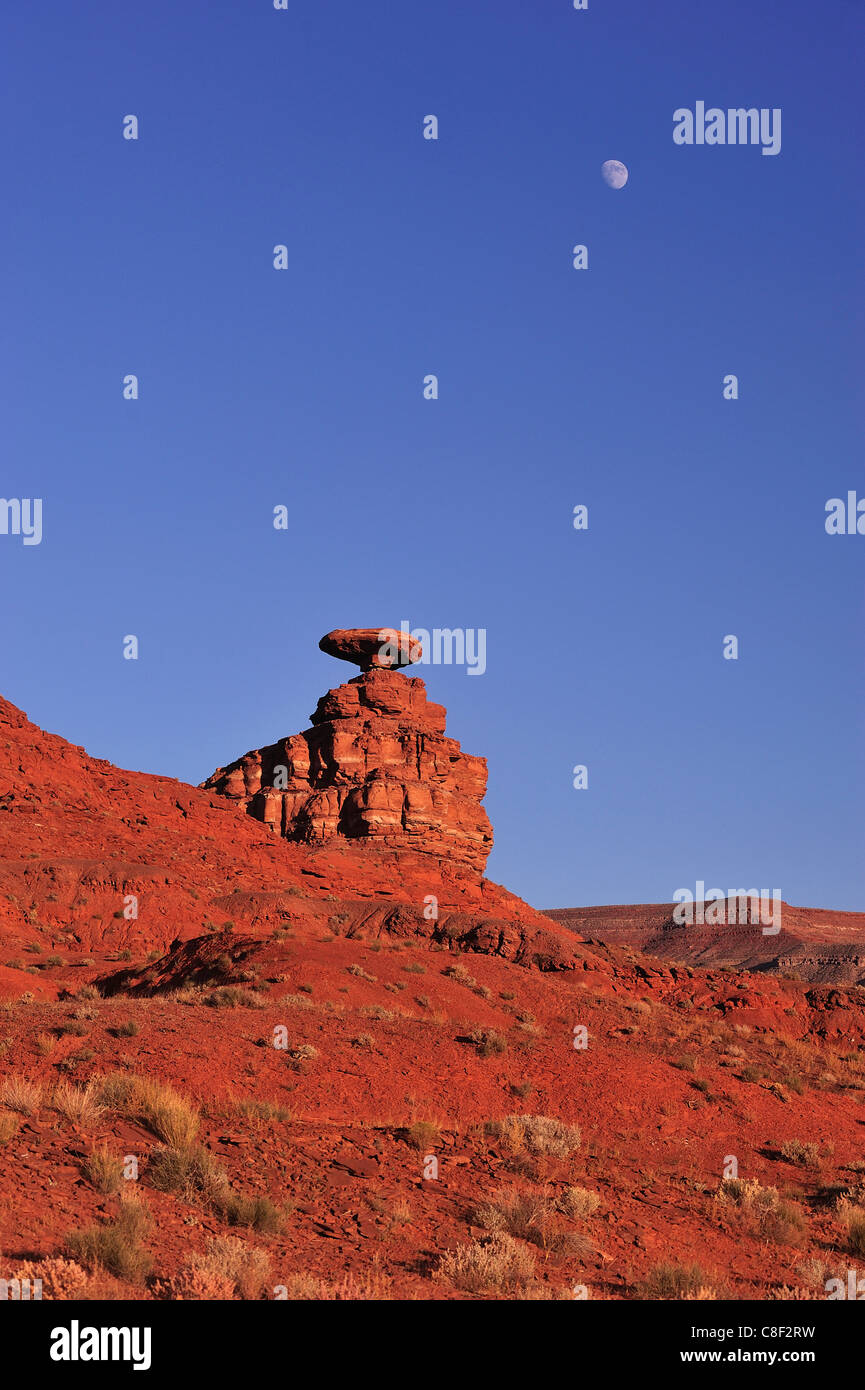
[{"x1": 1, "y1": 693, "x2": 863, "y2": 1301}]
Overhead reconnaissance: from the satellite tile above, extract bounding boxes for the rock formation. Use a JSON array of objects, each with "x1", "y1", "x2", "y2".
[
  {"x1": 318, "y1": 627, "x2": 421, "y2": 670},
  {"x1": 202, "y1": 631, "x2": 493, "y2": 873}
]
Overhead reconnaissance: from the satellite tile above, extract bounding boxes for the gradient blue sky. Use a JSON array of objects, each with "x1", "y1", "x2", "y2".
[{"x1": 2, "y1": 0, "x2": 862, "y2": 911}]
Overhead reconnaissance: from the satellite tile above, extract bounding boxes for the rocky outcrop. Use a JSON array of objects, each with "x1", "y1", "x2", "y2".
[
  {"x1": 319, "y1": 627, "x2": 421, "y2": 670},
  {"x1": 202, "y1": 664, "x2": 493, "y2": 874}
]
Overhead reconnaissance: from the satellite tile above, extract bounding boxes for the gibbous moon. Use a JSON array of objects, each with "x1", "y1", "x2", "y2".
[{"x1": 601, "y1": 159, "x2": 628, "y2": 189}]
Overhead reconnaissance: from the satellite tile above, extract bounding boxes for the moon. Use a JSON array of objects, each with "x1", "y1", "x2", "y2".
[{"x1": 601, "y1": 159, "x2": 628, "y2": 189}]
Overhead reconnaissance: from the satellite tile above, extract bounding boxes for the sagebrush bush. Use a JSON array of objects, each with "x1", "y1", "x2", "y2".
[
  {"x1": 66, "y1": 1196, "x2": 152, "y2": 1284},
  {"x1": 560, "y1": 1185, "x2": 601, "y2": 1219},
  {"x1": 438, "y1": 1233, "x2": 535, "y2": 1293},
  {"x1": 487, "y1": 1114, "x2": 581, "y2": 1158},
  {"x1": 187, "y1": 1236, "x2": 271, "y2": 1299},
  {"x1": 780, "y1": 1139, "x2": 819, "y2": 1168},
  {"x1": 716, "y1": 1178, "x2": 806, "y2": 1244}
]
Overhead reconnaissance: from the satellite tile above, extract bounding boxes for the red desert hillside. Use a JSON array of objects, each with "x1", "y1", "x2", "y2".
[{"x1": 1, "y1": 639, "x2": 864, "y2": 1301}]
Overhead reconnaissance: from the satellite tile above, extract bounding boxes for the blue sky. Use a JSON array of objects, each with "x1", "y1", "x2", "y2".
[{"x1": 2, "y1": 0, "x2": 862, "y2": 911}]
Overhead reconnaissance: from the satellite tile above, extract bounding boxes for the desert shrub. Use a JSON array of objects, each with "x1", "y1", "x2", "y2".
[
  {"x1": 443, "y1": 963, "x2": 477, "y2": 988},
  {"x1": 85, "y1": 1146, "x2": 125, "y2": 1194},
  {"x1": 438, "y1": 1233, "x2": 535, "y2": 1293},
  {"x1": 149, "y1": 1142, "x2": 281, "y2": 1231},
  {"x1": 783, "y1": 1073, "x2": 805, "y2": 1094},
  {"x1": 470, "y1": 1026, "x2": 508, "y2": 1058},
  {"x1": 477, "y1": 1188, "x2": 589, "y2": 1255},
  {"x1": 836, "y1": 1200, "x2": 865, "y2": 1257},
  {"x1": 638, "y1": 1263, "x2": 713, "y2": 1300},
  {"x1": 219, "y1": 1193, "x2": 283, "y2": 1233},
  {"x1": 97, "y1": 1073, "x2": 199, "y2": 1148},
  {"x1": 487, "y1": 1114, "x2": 581, "y2": 1158},
  {"x1": 0, "y1": 1073, "x2": 43, "y2": 1114},
  {"x1": 560, "y1": 1185, "x2": 601, "y2": 1219},
  {"x1": 279, "y1": 1269, "x2": 392, "y2": 1300},
  {"x1": 149, "y1": 1143, "x2": 231, "y2": 1205},
  {"x1": 0, "y1": 1113, "x2": 21, "y2": 1144},
  {"x1": 671, "y1": 1054, "x2": 697, "y2": 1072},
  {"x1": 4, "y1": 1258, "x2": 89, "y2": 1300},
  {"x1": 156, "y1": 1267, "x2": 235, "y2": 1300},
  {"x1": 740, "y1": 1065, "x2": 765, "y2": 1083},
  {"x1": 716, "y1": 1178, "x2": 806, "y2": 1244},
  {"x1": 52, "y1": 1080, "x2": 104, "y2": 1128},
  {"x1": 280, "y1": 1272, "x2": 323, "y2": 1300},
  {"x1": 190, "y1": 1236, "x2": 271, "y2": 1297},
  {"x1": 278, "y1": 993, "x2": 316, "y2": 1011},
  {"x1": 359, "y1": 1005, "x2": 395, "y2": 1022},
  {"x1": 406, "y1": 1119, "x2": 440, "y2": 1150},
  {"x1": 780, "y1": 1139, "x2": 819, "y2": 1168},
  {"x1": 112, "y1": 1019, "x2": 140, "y2": 1037},
  {"x1": 203, "y1": 986, "x2": 264, "y2": 1009},
  {"x1": 347, "y1": 964, "x2": 376, "y2": 982},
  {"x1": 65, "y1": 1197, "x2": 152, "y2": 1283},
  {"x1": 287, "y1": 1043, "x2": 318, "y2": 1071},
  {"x1": 60, "y1": 1019, "x2": 90, "y2": 1037},
  {"x1": 402, "y1": 962, "x2": 426, "y2": 975}
]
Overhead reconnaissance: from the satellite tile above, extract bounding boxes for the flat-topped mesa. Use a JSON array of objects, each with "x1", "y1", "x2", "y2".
[{"x1": 202, "y1": 635, "x2": 493, "y2": 874}]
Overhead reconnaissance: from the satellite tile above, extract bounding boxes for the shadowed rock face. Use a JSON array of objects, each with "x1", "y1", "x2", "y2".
[{"x1": 202, "y1": 667, "x2": 494, "y2": 873}]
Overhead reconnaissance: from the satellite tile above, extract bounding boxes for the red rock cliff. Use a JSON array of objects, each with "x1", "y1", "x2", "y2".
[{"x1": 202, "y1": 667, "x2": 494, "y2": 874}]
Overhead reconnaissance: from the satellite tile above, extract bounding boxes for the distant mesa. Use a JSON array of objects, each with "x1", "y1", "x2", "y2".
[{"x1": 319, "y1": 627, "x2": 422, "y2": 671}]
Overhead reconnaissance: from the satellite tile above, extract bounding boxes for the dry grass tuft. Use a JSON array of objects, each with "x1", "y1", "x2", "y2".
[
  {"x1": 84, "y1": 1146, "x2": 125, "y2": 1194},
  {"x1": 637, "y1": 1263, "x2": 716, "y2": 1300},
  {"x1": 0, "y1": 1073, "x2": 43, "y2": 1114},
  {"x1": 52, "y1": 1080, "x2": 105, "y2": 1128},
  {"x1": 97, "y1": 1073, "x2": 199, "y2": 1148}
]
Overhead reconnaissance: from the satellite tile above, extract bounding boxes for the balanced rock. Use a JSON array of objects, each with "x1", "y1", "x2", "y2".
[
  {"x1": 202, "y1": 657, "x2": 492, "y2": 874},
  {"x1": 319, "y1": 627, "x2": 422, "y2": 671}
]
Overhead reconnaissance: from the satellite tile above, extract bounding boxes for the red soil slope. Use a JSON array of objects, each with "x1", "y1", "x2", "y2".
[{"x1": 1, "y1": 691, "x2": 864, "y2": 1302}]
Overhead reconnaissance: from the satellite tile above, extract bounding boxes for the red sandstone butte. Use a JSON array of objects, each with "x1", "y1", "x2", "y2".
[{"x1": 202, "y1": 660, "x2": 493, "y2": 874}]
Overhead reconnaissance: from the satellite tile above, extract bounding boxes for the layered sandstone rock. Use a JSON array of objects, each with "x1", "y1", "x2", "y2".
[
  {"x1": 319, "y1": 627, "x2": 422, "y2": 670},
  {"x1": 202, "y1": 666, "x2": 493, "y2": 874}
]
